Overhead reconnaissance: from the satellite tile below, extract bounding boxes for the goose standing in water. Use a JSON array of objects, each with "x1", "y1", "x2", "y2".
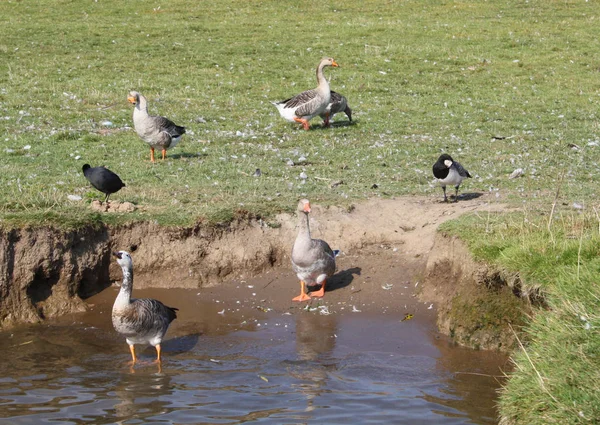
[
  {"x1": 82, "y1": 164, "x2": 125, "y2": 203},
  {"x1": 320, "y1": 91, "x2": 352, "y2": 127},
  {"x1": 127, "y1": 91, "x2": 186, "y2": 163},
  {"x1": 273, "y1": 58, "x2": 339, "y2": 130},
  {"x1": 291, "y1": 199, "x2": 337, "y2": 301},
  {"x1": 112, "y1": 251, "x2": 178, "y2": 364},
  {"x1": 432, "y1": 154, "x2": 472, "y2": 202}
]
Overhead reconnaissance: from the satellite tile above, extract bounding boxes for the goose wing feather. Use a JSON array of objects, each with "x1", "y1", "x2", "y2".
[
  {"x1": 153, "y1": 115, "x2": 186, "y2": 138},
  {"x1": 119, "y1": 298, "x2": 178, "y2": 336}
]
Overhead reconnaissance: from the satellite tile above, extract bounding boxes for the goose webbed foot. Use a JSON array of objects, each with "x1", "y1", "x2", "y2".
[
  {"x1": 308, "y1": 281, "x2": 326, "y2": 298},
  {"x1": 292, "y1": 281, "x2": 311, "y2": 302},
  {"x1": 293, "y1": 117, "x2": 310, "y2": 131}
]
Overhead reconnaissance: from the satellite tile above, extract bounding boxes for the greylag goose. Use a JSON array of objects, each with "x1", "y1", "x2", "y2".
[
  {"x1": 127, "y1": 91, "x2": 186, "y2": 163},
  {"x1": 112, "y1": 251, "x2": 178, "y2": 364},
  {"x1": 320, "y1": 91, "x2": 352, "y2": 127},
  {"x1": 291, "y1": 199, "x2": 337, "y2": 301},
  {"x1": 432, "y1": 154, "x2": 472, "y2": 202},
  {"x1": 82, "y1": 164, "x2": 125, "y2": 203},
  {"x1": 273, "y1": 57, "x2": 339, "y2": 130}
]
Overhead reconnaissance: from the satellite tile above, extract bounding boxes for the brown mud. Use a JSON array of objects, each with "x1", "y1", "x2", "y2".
[{"x1": 0, "y1": 194, "x2": 525, "y2": 350}]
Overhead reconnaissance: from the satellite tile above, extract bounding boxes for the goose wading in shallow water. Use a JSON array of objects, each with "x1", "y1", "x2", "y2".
[
  {"x1": 432, "y1": 153, "x2": 472, "y2": 202},
  {"x1": 127, "y1": 91, "x2": 186, "y2": 163},
  {"x1": 82, "y1": 164, "x2": 125, "y2": 203},
  {"x1": 291, "y1": 199, "x2": 338, "y2": 302},
  {"x1": 320, "y1": 91, "x2": 352, "y2": 127},
  {"x1": 273, "y1": 57, "x2": 339, "y2": 130},
  {"x1": 112, "y1": 251, "x2": 178, "y2": 364}
]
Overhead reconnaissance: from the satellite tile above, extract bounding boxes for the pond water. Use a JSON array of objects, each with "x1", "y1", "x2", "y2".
[{"x1": 0, "y1": 280, "x2": 507, "y2": 424}]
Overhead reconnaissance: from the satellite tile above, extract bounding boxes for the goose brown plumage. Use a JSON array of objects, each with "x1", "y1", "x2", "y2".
[
  {"x1": 291, "y1": 199, "x2": 337, "y2": 301},
  {"x1": 112, "y1": 251, "x2": 178, "y2": 364},
  {"x1": 127, "y1": 91, "x2": 186, "y2": 163},
  {"x1": 273, "y1": 58, "x2": 339, "y2": 130}
]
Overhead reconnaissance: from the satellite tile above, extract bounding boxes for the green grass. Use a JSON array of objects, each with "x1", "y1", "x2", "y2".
[
  {"x1": 1, "y1": 1, "x2": 600, "y2": 422},
  {"x1": 1, "y1": 0, "x2": 599, "y2": 228},
  {"x1": 441, "y1": 210, "x2": 600, "y2": 424}
]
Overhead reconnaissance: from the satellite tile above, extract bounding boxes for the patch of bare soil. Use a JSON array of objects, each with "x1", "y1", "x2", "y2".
[
  {"x1": 90, "y1": 200, "x2": 136, "y2": 213},
  {"x1": 0, "y1": 194, "x2": 512, "y2": 339}
]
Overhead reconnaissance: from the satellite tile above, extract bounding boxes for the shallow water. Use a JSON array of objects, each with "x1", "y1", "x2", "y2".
[{"x1": 0, "y1": 285, "x2": 507, "y2": 425}]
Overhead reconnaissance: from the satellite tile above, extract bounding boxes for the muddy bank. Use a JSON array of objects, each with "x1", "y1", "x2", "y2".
[
  {"x1": 0, "y1": 195, "x2": 522, "y2": 346},
  {"x1": 421, "y1": 233, "x2": 535, "y2": 351}
]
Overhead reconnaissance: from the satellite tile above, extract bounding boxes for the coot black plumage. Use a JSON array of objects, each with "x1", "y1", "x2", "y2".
[{"x1": 82, "y1": 164, "x2": 125, "y2": 203}]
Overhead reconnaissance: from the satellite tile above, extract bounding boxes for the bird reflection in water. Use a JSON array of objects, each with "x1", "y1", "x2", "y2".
[
  {"x1": 290, "y1": 311, "x2": 337, "y2": 412},
  {"x1": 112, "y1": 368, "x2": 172, "y2": 423}
]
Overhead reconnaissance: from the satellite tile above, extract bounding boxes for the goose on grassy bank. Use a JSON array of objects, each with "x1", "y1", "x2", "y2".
[
  {"x1": 291, "y1": 199, "x2": 338, "y2": 301},
  {"x1": 127, "y1": 91, "x2": 186, "y2": 163},
  {"x1": 112, "y1": 251, "x2": 178, "y2": 364},
  {"x1": 432, "y1": 154, "x2": 472, "y2": 202},
  {"x1": 273, "y1": 58, "x2": 339, "y2": 130},
  {"x1": 82, "y1": 164, "x2": 125, "y2": 203}
]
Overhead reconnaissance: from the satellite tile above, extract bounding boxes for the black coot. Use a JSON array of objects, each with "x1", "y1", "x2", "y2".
[{"x1": 82, "y1": 164, "x2": 125, "y2": 203}]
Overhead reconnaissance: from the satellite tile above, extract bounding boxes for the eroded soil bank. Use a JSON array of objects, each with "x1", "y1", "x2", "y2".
[{"x1": 0, "y1": 194, "x2": 527, "y2": 350}]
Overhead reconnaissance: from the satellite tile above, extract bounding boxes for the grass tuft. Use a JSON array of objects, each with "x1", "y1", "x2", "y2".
[{"x1": 441, "y1": 210, "x2": 600, "y2": 424}]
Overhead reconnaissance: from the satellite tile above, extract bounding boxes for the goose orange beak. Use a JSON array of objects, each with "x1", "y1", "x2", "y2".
[
  {"x1": 127, "y1": 96, "x2": 136, "y2": 104},
  {"x1": 332, "y1": 61, "x2": 339, "y2": 67},
  {"x1": 303, "y1": 202, "x2": 311, "y2": 213}
]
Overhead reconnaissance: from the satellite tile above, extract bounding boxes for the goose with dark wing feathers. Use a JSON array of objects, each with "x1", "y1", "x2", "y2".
[
  {"x1": 273, "y1": 58, "x2": 339, "y2": 130},
  {"x1": 112, "y1": 251, "x2": 178, "y2": 364},
  {"x1": 320, "y1": 91, "x2": 352, "y2": 127},
  {"x1": 291, "y1": 199, "x2": 338, "y2": 301},
  {"x1": 128, "y1": 91, "x2": 186, "y2": 163}
]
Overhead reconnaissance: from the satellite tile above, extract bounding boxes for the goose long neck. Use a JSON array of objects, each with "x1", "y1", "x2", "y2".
[
  {"x1": 296, "y1": 212, "x2": 312, "y2": 246},
  {"x1": 117, "y1": 264, "x2": 134, "y2": 302},
  {"x1": 316, "y1": 63, "x2": 330, "y2": 91},
  {"x1": 136, "y1": 95, "x2": 149, "y2": 115}
]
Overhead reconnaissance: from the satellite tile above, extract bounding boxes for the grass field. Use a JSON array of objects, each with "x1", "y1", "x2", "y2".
[
  {"x1": 1, "y1": 0, "x2": 599, "y2": 422},
  {"x1": 1, "y1": 0, "x2": 599, "y2": 228}
]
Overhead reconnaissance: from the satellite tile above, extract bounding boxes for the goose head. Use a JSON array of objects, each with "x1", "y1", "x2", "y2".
[
  {"x1": 320, "y1": 57, "x2": 339, "y2": 68},
  {"x1": 113, "y1": 250, "x2": 133, "y2": 268},
  {"x1": 127, "y1": 91, "x2": 140, "y2": 105},
  {"x1": 297, "y1": 199, "x2": 311, "y2": 214}
]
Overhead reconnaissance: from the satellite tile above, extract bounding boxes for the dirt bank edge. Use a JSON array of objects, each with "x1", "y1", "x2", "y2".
[
  {"x1": 421, "y1": 231, "x2": 534, "y2": 351},
  {"x1": 1, "y1": 195, "x2": 518, "y2": 339}
]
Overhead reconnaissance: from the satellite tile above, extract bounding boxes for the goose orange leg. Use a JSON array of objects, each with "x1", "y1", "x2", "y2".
[
  {"x1": 292, "y1": 281, "x2": 311, "y2": 302},
  {"x1": 128, "y1": 344, "x2": 137, "y2": 364},
  {"x1": 323, "y1": 113, "x2": 331, "y2": 128},
  {"x1": 293, "y1": 117, "x2": 310, "y2": 131},
  {"x1": 309, "y1": 280, "x2": 326, "y2": 298},
  {"x1": 154, "y1": 344, "x2": 162, "y2": 363},
  {"x1": 150, "y1": 147, "x2": 156, "y2": 163},
  {"x1": 161, "y1": 148, "x2": 167, "y2": 160}
]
